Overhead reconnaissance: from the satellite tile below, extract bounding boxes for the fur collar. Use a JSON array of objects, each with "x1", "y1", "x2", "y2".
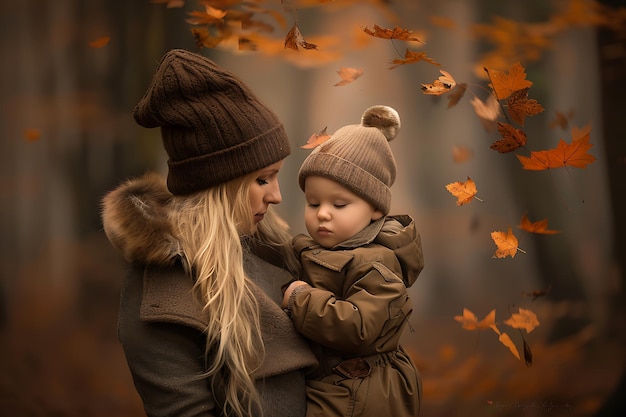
[{"x1": 101, "y1": 172, "x2": 182, "y2": 266}]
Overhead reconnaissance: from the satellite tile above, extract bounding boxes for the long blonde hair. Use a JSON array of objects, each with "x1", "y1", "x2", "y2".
[{"x1": 171, "y1": 171, "x2": 295, "y2": 417}]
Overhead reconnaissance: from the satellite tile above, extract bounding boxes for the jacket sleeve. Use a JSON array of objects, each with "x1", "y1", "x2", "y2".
[
  {"x1": 289, "y1": 252, "x2": 411, "y2": 354},
  {"x1": 118, "y1": 266, "x2": 216, "y2": 417}
]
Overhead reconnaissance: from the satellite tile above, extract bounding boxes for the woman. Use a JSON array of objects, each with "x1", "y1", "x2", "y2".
[{"x1": 101, "y1": 49, "x2": 317, "y2": 417}]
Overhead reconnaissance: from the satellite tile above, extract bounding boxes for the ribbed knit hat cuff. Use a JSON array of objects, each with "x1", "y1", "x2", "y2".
[
  {"x1": 299, "y1": 153, "x2": 391, "y2": 214},
  {"x1": 167, "y1": 124, "x2": 290, "y2": 195}
]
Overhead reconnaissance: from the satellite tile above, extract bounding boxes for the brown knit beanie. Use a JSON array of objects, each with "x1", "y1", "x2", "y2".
[
  {"x1": 298, "y1": 105, "x2": 400, "y2": 215},
  {"x1": 133, "y1": 49, "x2": 291, "y2": 195}
]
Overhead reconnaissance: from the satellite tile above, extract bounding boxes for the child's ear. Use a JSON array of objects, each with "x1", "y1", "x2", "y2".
[{"x1": 371, "y1": 210, "x2": 384, "y2": 221}]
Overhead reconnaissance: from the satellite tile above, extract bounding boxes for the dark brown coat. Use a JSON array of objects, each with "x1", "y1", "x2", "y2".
[{"x1": 102, "y1": 173, "x2": 317, "y2": 417}]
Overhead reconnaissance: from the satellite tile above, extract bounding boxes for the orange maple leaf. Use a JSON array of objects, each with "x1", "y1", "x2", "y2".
[
  {"x1": 516, "y1": 124, "x2": 595, "y2": 170},
  {"x1": 487, "y1": 62, "x2": 533, "y2": 100},
  {"x1": 284, "y1": 22, "x2": 318, "y2": 51},
  {"x1": 445, "y1": 177, "x2": 480, "y2": 206},
  {"x1": 301, "y1": 127, "x2": 331, "y2": 149},
  {"x1": 88, "y1": 36, "x2": 110, "y2": 48},
  {"x1": 504, "y1": 308, "x2": 540, "y2": 333},
  {"x1": 362, "y1": 24, "x2": 423, "y2": 42},
  {"x1": 518, "y1": 213, "x2": 560, "y2": 234},
  {"x1": 388, "y1": 49, "x2": 440, "y2": 69},
  {"x1": 421, "y1": 70, "x2": 456, "y2": 95},
  {"x1": 491, "y1": 227, "x2": 523, "y2": 258},
  {"x1": 334, "y1": 67, "x2": 364, "y2": 86},
  {"x1": 454, "y1": 308, "x2": 498, "y2": 333},
  {"x1": 490, "y1": 122, "x2": 527, "y2": 153},
  {"x1": 507, "y1": 87, "x2": 544, "y2": 126}
]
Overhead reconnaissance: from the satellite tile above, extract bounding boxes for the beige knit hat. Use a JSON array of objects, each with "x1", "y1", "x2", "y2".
[
  {"x1": 133, "y1": 49, "x2": 291, "y2": 195},
  {"x1": 298, "y1": 105, "x2": 400, "y2": 215}
]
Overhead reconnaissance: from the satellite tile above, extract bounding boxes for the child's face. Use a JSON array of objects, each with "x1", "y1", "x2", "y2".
[{"x1": 303, "y1": 176, "x2": 383, "y2": 248}]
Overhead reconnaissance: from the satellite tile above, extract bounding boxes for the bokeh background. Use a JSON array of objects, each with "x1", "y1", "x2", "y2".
[{"x1": 1, "y1": 0, "x2": 624, "y2": 416}]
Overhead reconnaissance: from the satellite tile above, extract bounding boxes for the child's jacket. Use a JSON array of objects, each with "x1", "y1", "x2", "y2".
[{"x1": 291, "y1": 215, "x2": 424, "y2": 417}]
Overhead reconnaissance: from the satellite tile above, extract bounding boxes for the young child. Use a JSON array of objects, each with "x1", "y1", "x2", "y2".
[{"x1": 282, "y1": 105, "x2": 424, "y2": 417}]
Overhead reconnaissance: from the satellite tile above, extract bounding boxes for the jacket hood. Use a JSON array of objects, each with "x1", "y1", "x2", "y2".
[{"x1": 101, "y1": 172, "x2": 182, "y2": 266}]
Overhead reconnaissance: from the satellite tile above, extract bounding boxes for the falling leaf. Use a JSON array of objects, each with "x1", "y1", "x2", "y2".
[
  {"x1": 491, "y1": 227, "x2": 522, "y2": 258},
  {"x1": 454, "y1": 308, "x2": 498, "y2": 334},
  {"x1": 186, "y1": 5, "x2": 226, "y2": 25},
  {"x1": 334, "y1": 66, "x2": 364, "y2": 86},
  {"x1": 452, "y1": 145, "x2": 473, "y2": 163},
  {"x1": 301, "y1": 126, "x2": 331, "y2": 149},
  {"x1": 421, "y1": 70, "x2": 457, "y2": 95},
  {"x1": 522, "y1": 338, "x2": 533, "y2": 367},
  {"x1": 429, "y1": 15, "x2": 457, "y2": 30},
  {"x1": 507, "y1": 87, "x2": 544, "y2": 126},
  {"x1": 518, "y1": 213, "x2": 560, "y2": 234},
  {"x1": 517, "y1": 124, "x2": 595, "y2": 170},
  {"x1": 362, "y1": 24, "x2": 423, "y2": 42},
  {"x1": 549, "y1": 110, "x2": 575, "y2": 130},
  {"x1": 498, "y1": 332, "x2": 521, "y2": 360},
  {"x1": 388, "y1": 49, "x2": 440, "y2": 69},
  {"x1": 445, "y1": 177, "x2": 479, "y2": 206},
  {"x1": 522, "y1": 284, "x2": 552, "y2": 301},
  {"x1": 487, "y1": 62, "x2": 533, "y2": 100},
  {"x1": 88, "y1": 36, "x2": 110, "y2": 48},
  {"x1": 284, "y1": 22, "x2": 318, "y2": 51},
  {"x1": 191, "y1": 27, "x2": 223, "y2": 49},
  {"x1": 447, "y1": 83, "x2": 467, "y2": 108},
  {"x1": 490, "y1": 122, "x2": 527, "y2": 153},
  {"x1": 23, "y1": 128, "x2": 41, "y2": 142},
  {"x1": 470, "y1": 95, "x2": 501, "y2": 131},
  {"x1": 504, "y1": 308, "x2": 540, "y2": 333}
]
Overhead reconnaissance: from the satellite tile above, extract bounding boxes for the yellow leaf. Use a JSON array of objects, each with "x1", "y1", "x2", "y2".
[{"x1": 504, "y1": 308, "x2": 540, "y2": 333}]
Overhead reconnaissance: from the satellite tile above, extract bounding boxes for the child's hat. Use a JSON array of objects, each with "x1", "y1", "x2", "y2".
[
  {"x1": 298, "y1": 105, "x2": 400, "y2": 215},
  {"x1": 133, "y1": 49, "x2": 291, "y2": 195}
]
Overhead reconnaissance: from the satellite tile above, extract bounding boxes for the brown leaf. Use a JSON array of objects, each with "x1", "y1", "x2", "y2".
[
  {"x1": 504, "y1": 308, "x2": 540, "y2": 334},
  {"x1": 523, "y1": 338, "x2": 533, "y2": 367},
  {"x1": 23, "y1": 128, "x2": 42, "y2": 142},
  {"x1": 301, "y1": 127, "x2": 331, "y2": 149},
  {"x1": 284, "y1": 22, "x2": 318, "y2": 51},
  {"x1": 362, "y1": 24, "x2": 423, "y2": 42},
  {"x1": 389, "y1": 49, "x2": 440, "y2": 69},
  {"x1": 452, "y1": 145, "x2": 473, "y2": 163},
  {"x1": 191, "y1": 27, "x2": 223, "y2": 49},
  {"x1": 490, "y1": 122, "x2": 527, "y2": 153},
  {"x1": 507, "y1": 88, "x2": 544, "y2": 126},
  {"x1": 517, "y1": 124, "x2": 595, "y2": 170},
  {"x1": 421, "y1": 70, "x2": 456, "y2": 95},
  {"x1": 334, "y1": 67, "x2": 364, "y2": 86}
]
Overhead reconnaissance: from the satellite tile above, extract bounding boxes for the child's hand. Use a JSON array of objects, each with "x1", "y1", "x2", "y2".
[{"x1": 282, "y1": 280, "x2": 309, "y2": 309}]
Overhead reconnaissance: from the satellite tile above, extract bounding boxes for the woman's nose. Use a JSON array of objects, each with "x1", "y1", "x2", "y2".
[{"x1": 266, "y1": 183, "x2": 282, "y2": 204}]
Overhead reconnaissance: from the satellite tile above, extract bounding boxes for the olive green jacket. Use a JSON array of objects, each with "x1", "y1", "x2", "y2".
[{"x1": 290, "y1": 215, "x2": 424, "y2": 417}]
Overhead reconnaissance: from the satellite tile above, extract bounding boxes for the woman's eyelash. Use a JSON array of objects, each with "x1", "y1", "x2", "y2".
[{"x1": 257, "y1": 179, "x2": 268, "y2": 185}]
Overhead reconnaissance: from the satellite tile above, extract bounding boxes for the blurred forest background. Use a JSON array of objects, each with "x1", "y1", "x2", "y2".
[{"x1": 1, "y1": 0, "x2": 624, "y2": 416}]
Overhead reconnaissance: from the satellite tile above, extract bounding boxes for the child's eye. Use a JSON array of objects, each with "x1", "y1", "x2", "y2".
[
  {"x1": 307, "y1": 203, "x2": 320, "y2": 208},
  {"x1": 334, "y1": 203, "x2": 347, "y2": 208},
  {"x1": 256, "y1": 178, "x2": 269, "y2": 185}
]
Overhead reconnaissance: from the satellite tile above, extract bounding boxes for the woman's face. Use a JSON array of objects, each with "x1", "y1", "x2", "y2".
[{"x1": 247, "y1": 160, "x2": 285, "y2": 232}]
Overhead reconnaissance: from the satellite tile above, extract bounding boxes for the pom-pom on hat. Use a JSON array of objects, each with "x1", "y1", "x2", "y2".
[
  {"x1": 133, "y1": 49, "x2": 291, "y2": 195},
  {"x1": 298, "y1": 105, "x2": 400, "y2": 215}
]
